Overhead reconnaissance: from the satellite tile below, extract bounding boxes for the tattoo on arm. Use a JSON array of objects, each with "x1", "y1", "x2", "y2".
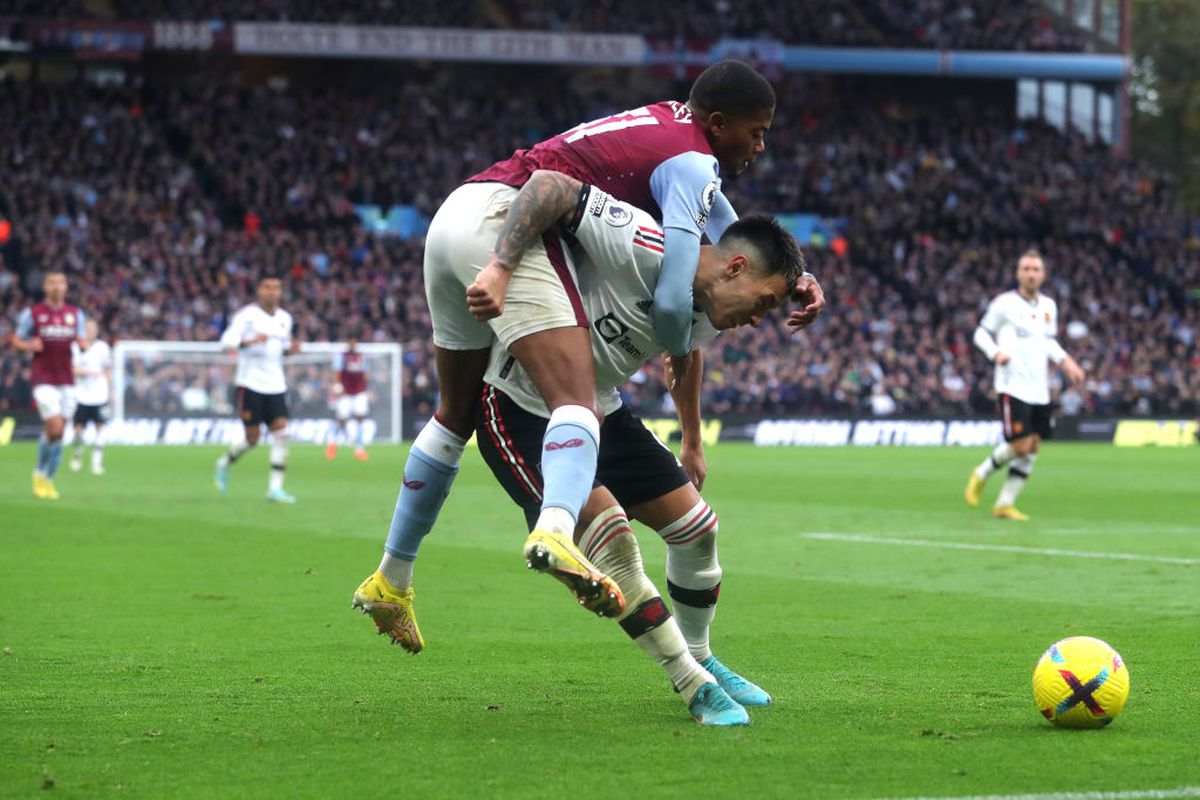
[{"x1": 493, "y1": 171, "x2": 583, "y2": 271}]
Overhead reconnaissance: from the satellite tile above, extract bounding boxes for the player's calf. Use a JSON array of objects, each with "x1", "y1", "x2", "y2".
[{"x1": 579, "y1": 506, "x2": 745, "y2": 724}]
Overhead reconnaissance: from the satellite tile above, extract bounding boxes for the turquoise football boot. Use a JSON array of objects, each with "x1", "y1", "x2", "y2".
[
  {"x1": 214, "y1": 461, "x2": 229, "y2": 493},
  {"x1": 266, "y1": 487, "x2": 297, "y2": 504},
  {"x1": 688, "y1": 682, "x2": 749, "y2": 727},
  {"x1": 701, "y1": 655, "x2": 772, "y2": 707}
]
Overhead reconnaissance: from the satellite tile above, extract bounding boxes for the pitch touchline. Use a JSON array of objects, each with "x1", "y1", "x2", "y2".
[
  {"x1": 878, "y1": 787, "x2": 1200, "y2": 800},
  {"x1": 802, "y1": 533, "x2": 1199, "y2": 566}
]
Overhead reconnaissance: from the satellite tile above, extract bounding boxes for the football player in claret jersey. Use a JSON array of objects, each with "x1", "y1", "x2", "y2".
[
  {"x1": 964, "y1": 250, "x2": 1086, "y2": 520},
  {"x1": 325, "y1": 335, "x2": 370, "y2": 462},
  {"x1": 354, "y1": 60, "x2": 825, "y2": 639},
  {"x1": 214, "y1": 275, "x2": 301, "y2": 503},
  {"x1": 69, "y1": 318, "x2": 112, "y2": 475},
  {"x1": 12, "y1": 270, "x2": 86, "y2": 500}
]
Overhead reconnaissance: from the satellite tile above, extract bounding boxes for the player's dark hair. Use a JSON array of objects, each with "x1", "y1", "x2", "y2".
[
  {"x1": 688, "y1": 60, "x2": 776, "y2": 119},
  {"x1": 257, "y1": 273, "x2": 283, "y2": 284},
  {"x1": 718, "y1": 215, "x2": 806, "y2": 287}
]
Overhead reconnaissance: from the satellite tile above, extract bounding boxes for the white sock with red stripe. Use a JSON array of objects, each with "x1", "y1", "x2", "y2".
[
  {"x1": 975, "y1": 442, "x2": 1015, "y2": 481},
  {"x1": 579, "y1": 506, "x2": 713, "y2": 704},
  {"x1": 659, "y1": 500, "x2": 722, "y2": 662}
]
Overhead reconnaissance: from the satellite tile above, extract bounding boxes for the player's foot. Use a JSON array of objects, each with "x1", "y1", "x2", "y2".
[
  {"x1": 353, "y1": 447, "x2": 369, "y2": 462},
  {"x1": 964, "y1": 472, "x2": 984, "y2": 508},
  {"x1": 688, "y1": 682, "x2": 750, "y2": 727},
  {"x1": 266, "y1": 488, "x2": 297, "y2": 504},
  {"x1": 523, "y1": 528, "x2": 625, "y2": 617},
  {"x1": 700, "y1": 655, "x2": 772, "y2": 707},
  {"x1": 39, "y1": 479, "x2": 61, "y2": 501},
  {"x1": 69, "y1": 456, "x2": 82, "y2": 472},
  {"x1": 352, "y1": 571, "x2": 424, "y2": 653},
  {"x1": 993, "y1": 505, "x2": 1030, "y2": 522},
  {"x1": 91, "y1": 464, "x2": 105, "y2": 476},
  {"x1": 214, "y1": 461, "x2": 229, "y2": 493},
  {"x1": 325, "y1": 442, "x2": 337, "y2": 460},
  {"x1": 32, "y1": 474, "x2": 46, "y2": 499}
]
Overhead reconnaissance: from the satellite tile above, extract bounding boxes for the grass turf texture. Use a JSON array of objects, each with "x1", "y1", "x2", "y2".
[{"x1": 1, "y1": 442, "x2": 1197, "y2": 799}]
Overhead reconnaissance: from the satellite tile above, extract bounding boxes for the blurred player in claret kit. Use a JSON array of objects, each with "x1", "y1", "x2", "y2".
[
  {"x1": 12, "y1": 270, "x2": 87, "y2": 500},
  {"x1": 70, "y1": 318, "x2": 112, "y2": 476},
  {"x1": 214, "y1": 275, "x2": 301, "y2": 504},
  {"x1": 353, "y1": 60, "x2": 825, "y2": 638},
  {"x1": 326, "y1": 335, "x2": 371, "y2": 462},
  {"x1": 964, "y1": 250, "x2": 1086, "y2": 521}
]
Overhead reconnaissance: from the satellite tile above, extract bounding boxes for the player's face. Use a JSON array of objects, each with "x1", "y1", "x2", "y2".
[
  {"x1": 43, "y1": 273, "x2": 67, "y2": 304},
  {"x1": 704, "y1": 256, "x2": 789, "y2": 330},
  {"x1": 1017, "y1": 256, "x2": 1045, "y2": 294},
  {"x1": 257, "y1": 279, "x2": 283, "y2": 310},
  {"x1": 710, "y1": 107, "x2": 773, "y2": 176},
  {"x1": 85, "y1": 319, "x2": 99, "y2": 342}
]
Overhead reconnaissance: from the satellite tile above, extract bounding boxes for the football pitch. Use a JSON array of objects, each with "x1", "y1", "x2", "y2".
[{"x1": 1, "y1": 442, "x2": 1197, "y2": 799}]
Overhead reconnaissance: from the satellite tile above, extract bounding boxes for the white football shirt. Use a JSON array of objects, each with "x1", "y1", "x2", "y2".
[
  {"x1": 973, "y1": 290, "x2": 1067, "y2": 405},
  {"x1": 485, "y1": 187, "x2": 720, "y2": 419},
  {"x1": 71, "y1": 339, "x2": 112, "y2": 406},
  {"x1": 219, "y1": 304, "x2": 293, "y2": 395}
]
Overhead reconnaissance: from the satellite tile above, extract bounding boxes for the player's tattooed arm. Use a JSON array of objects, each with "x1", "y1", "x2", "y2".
[{"x1": 468, "y1": 170, "x2": 584, "y2": 321}]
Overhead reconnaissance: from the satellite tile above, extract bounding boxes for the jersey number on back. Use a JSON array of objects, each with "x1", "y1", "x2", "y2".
[{"x1": 563, "y1": 107, "x2": 660, "y2": 143}]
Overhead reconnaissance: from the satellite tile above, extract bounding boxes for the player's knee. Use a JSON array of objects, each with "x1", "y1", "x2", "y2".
[
  {"x1": 46, "y1": 419, "x2": 65, "y2": 440},
  {"x1": 245, "y1": 428, "x2": 261, "y2": 446},
  {"x1": 434, "y1": 404, "x2": 476, "y2": 439}
]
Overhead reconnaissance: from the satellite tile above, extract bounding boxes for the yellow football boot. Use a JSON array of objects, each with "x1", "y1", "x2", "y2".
[
  {"x1": 32, "y1": 474, "x2": 45, "y2": 499},
  {"x1": 523, "y1": 528, "x2": 625, "y2": 617},
  {"x1": 964, "y1": 472, "x2": 984, "y2": 508},
  {"x1": 994, "y1": 505, "x2": 1030, "y2": 522},
  {"x1": 352, "y1": 571, "x2": 425, "y2": 653}
]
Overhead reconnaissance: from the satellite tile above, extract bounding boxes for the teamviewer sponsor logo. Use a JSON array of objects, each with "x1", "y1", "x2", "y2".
[{"x1": 595, "y1": 312, "x2": 629, "y2": 343}]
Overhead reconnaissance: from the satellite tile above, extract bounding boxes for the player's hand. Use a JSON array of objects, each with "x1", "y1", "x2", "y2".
[
  {"x1": 1063, "y1": 357, "x2": 1086, "y2": 388},
  {"x1": 30, "y1": 336, "x2": 44, "y2": 353},
  {"x1": 288, "y1": 339, "x2": 301, "y2": 356},
  {"x1": 680, "y1": 443, "x2": 707, "y2": 491},
  {"x1": 246, "y1": 333, "x2": 269, "y2": 346},
  {"x1": 995, "y1": 351, "x2": 1011, "y2": 365},
  {"x1": 785, "y1": 273, "x2": 825, "y2": 332},
  {"x1": 466, "y1": 257, "x2": 514, "y2": 321}
]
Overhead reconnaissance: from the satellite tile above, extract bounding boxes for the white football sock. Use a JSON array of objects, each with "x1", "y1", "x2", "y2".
[
  {"x1": 976, "y1": 442, "x2": 1015, "y2": 480},
  {"x1": 219, "y1": 438, "x2": 253, "y2": 468},
  {"x1": 661, "y1": 500, "x2": 722, "y2": 662},
  {"x1": 268, "y1": 431, "x2": 289, "y2": 492},
  {"x1": 996, "y1": 453, "x2": 1036, "y2": 508},
  {"x1": 379, "y1": 553, "x2": 414, "y2": 590},
  {"x1": 579, "y1": 506, "x2": 713, "y2": 704}
]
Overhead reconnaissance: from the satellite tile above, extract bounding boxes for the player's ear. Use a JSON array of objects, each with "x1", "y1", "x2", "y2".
[
  {"x1": 726, "y1": 253, "x2": 748, "y2": 278},
  {"x1": 707, "y1": 110, "x2": 727, "y2": 134}
]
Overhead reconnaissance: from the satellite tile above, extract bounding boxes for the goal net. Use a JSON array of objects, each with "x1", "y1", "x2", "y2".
[{"x1": 109, "y1": 341, "x2": 403, "y2": 445}]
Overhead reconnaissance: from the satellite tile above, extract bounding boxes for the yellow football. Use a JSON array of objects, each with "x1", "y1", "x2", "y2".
[{"x1": 1033, "y1": 636, "x2": 1129, "y2": 728}]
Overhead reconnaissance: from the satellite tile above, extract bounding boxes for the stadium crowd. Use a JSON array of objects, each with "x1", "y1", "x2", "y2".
[
  {"x1": 1, "y1": 0, "x2": 1092, "y2": 51},
  {"x1": 1, "y1": 66, "x2": 1196, "y2": 422}
]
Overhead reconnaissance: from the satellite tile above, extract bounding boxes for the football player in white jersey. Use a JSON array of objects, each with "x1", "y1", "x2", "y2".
[
  {"x1": 356, "y1": 170, "x2": 805, "y2": 726},
  {"x1": 70, "y1": 319, "x2": 111, "y2": 475},
  {"x1": 214, "y1": 275, "x2": 301, "y2": 503},
  {"x1": 964, "y1": 250, "x2": 1085, "y2": 520}
]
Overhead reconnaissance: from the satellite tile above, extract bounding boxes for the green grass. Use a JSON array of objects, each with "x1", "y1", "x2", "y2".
[{"x1": 1, "y1": 442, "x2": 1197, "y2": 799}]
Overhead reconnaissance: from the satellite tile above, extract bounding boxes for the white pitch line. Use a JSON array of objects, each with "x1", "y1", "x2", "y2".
[
  {"x1": 878, "y1": 787, "x2": 1200, "y2": 800},
  {"x1": 802, "y1": 533, "x2": 1199, "y2": 566}
]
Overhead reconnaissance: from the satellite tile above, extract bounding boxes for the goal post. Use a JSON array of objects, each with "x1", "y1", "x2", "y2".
[{"x1": 110, "y1": 341, "x2": 403, "y2": 445}]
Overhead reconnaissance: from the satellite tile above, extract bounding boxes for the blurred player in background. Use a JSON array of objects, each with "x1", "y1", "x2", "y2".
[
  {"x1": 325, "y1": 335, "x2": 370, "y2": 462},
  {"x1": 965, "y1": 250, "x2": 1086, "y2": 520},
  {"x1": 356, "y1": 60, "x2": 824, "y2": 637},
  {"x1": 12, "y1": 270, "x2": 86, "y2": 500},
  {"x1": 214, "y1": 275, "x2": 300, "y2": 503},
  {"x1": 69, "y1": 318, "x2": 111, "y2": 475}
]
